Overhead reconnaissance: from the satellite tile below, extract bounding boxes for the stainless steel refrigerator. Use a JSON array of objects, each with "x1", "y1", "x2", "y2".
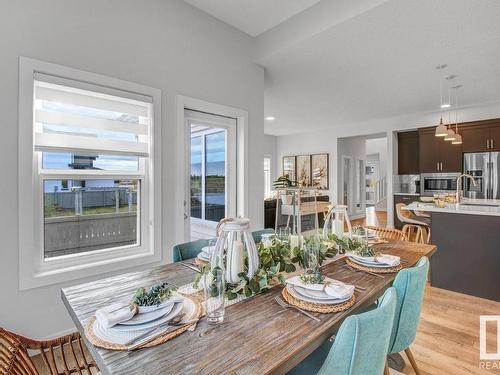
[{"x1": 463, "y1": 152, "x2": 500, "y2": 199}]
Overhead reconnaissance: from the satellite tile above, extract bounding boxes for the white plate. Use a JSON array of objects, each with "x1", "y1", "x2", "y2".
[
  {"x1": 294, "y1": 286, "x2": 351, "y2": 301},
  {"x1": 201, "y1": 245, "x2": 215, "y2": 254},
  {"x1": 197, "y1": 252, "x2": 210, "y2": 261},
  {"x1": 118, "y1": 303, "x2": 174, "y2": 326},
  {"x1": 349, "y1": 256, "x2": 397, "y2": 268},
  {"x1": 92, "y1": 296, "x2": 197, "y2": 345},
  {"x1": 287, "y1": 285, "x2": 351, "y2": 305},
  {"x1": 109, "y1": 301, "x2": 183, "y2": 332}
]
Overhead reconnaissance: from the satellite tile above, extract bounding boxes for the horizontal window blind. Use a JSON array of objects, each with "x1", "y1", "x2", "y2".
[{"x1": 34, "y1": 79, "x2": 151, "y2": 157}]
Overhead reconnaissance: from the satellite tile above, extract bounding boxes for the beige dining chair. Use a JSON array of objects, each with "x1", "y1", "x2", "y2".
[
  {"x1": 364, "y1": 225, "x2": 407, "y2": 242},
  {"x1": 395, "y1": 203, "x2": 430, "y2": 244}
]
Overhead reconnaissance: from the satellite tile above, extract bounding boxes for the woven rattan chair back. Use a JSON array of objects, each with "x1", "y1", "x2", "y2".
[
  {"x1": 364, "y1": 225, "x2": 407, "y2": 241},
  {"x1": 0, "y1": 328, "x2": 98, "y2": 375}
]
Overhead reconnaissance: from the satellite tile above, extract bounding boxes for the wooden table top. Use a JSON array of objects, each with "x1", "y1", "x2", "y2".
[{"x1": 61, "y1": 241, "x2": 436, "y2": 375}]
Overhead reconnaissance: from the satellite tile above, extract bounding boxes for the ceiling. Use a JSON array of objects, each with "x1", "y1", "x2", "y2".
[
  {"x1": 185, "y1": 0, "x2": 500, "y2": 136},
  {"x1": 262, "y1": 0, "x2": 500, "y2": 135},
  {"x1": 182, "y1": 0, "x2": 321, "y2": 37}
]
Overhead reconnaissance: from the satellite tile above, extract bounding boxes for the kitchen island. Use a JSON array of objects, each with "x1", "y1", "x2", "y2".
[{"x1": 406, "y1": 200, "x2": 500, "y2": 301}]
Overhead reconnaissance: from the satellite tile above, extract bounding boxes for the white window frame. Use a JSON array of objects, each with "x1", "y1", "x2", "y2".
[{"x1": 19, "y1": 57, "x2": 162, "y2": 290}]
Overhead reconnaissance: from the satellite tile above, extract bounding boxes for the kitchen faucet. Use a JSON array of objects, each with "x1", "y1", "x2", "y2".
[{"x1": 456, "y1": 174, "x2": 477, "y2": 204}]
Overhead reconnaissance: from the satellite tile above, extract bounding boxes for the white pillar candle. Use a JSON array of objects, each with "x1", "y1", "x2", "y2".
[
  {"x1": 333, "y1": 219, "x2": 344, "y2": 237},
  {"x1": 230, "y1": 239, "x2": 245, "y2": 283},
  {"x1": 290, "y1": 235, "x2": 299, "y2": 249}
]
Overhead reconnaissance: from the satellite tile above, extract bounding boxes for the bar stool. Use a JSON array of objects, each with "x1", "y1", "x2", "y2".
[{"x1": 395, "y1": 203, "x2": 430, "y2": 244}]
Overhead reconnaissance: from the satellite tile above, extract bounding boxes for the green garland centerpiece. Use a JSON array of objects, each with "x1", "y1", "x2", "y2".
[{"x1": 193, "y1": 230, "x2": 373, "y2": 300}]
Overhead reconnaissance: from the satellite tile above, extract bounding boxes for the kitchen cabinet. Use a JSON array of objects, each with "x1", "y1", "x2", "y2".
[
  {"x1": 418, "y1": 131, "x2": 441, "y2": 173},
  {"x1": 489, "y1": 126, "x2": 500, "y2": 151},
  {"x1": 418, "y1": 129, "x2": 461, "y2": 173},
  {"x1": 461, "y1": 126, "x2": 490, "y2": 153},
  {"x1": 397, "y1": 131, "x2": 419, "y2": 174},
  {"x1": 393, "y1": 194, "x2": 420, "y2": 230},
  {"x1": 440, "y1": 137, "x2": 463, "y2": 172},
  {"x1": 460, "y1": 119, "x2": 500, "y2": 152}
]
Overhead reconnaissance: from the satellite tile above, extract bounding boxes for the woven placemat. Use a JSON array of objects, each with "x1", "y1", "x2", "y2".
[
  {"x1": 345, "y1": 257, "x2": 402, "y2": 274},
  {"x1": 281, "y1": 287, "x2": 356, "y2": 314},
  {"x1": 84, "y1": 294, "x2": 203, "y2": 351}
]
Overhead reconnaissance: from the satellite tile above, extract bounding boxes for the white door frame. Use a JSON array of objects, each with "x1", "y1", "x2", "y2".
[{"x1": 175, "y1": 96, "x2": 248, "y2": 247}]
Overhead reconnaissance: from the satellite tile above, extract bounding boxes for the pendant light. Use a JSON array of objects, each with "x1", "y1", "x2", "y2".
[
  {"x1": 444, "y1": 76, "x2": 457, "y2": 141},
  {"x1": 435, "y1": 64, "x2": 448, "y2": 137},
  {"x1": 452, "y1": 85, "x2": 463, "y2": 145}
]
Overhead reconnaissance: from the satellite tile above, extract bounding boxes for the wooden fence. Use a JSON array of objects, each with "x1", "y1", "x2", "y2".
[{"x1": 44, "y1": 212, "x2": 137, "y2": 258}]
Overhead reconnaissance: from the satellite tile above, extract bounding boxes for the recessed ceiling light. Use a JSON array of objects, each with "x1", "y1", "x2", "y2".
[
  {"x1": 441, "y1": 103, "x2": 451, "y2": 109},
  {"x1": 265, "y1": 116, "x2": 275, "y2": 121}
]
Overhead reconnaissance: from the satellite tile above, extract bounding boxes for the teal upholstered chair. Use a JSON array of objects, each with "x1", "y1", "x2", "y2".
[
  {"x1": 251, "y1": 228, "x2": 274, "y2": 243},
  {"x1": 288, "y1": 287, "x2": 397, "y2": 375},
  {"x1": 387, "y1": 256, "x2": 429, "y2": 374},
  {"x1": 172, "y1": 239, "x2": 211, "y2": 262}
]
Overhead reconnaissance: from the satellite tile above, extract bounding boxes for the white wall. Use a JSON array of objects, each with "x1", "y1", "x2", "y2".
[
  {"x1": 263, "y1": 135, "x2": 278, "y2": 182},
  {"x1": 0, "y1": 0, "x2": 264, "y2": 338},
  {"x1": 276, "y1": 101, "x2": 500, "y2": 226}
]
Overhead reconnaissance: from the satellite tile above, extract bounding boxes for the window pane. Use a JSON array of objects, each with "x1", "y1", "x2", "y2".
[
  {"x1": 205, "y1": 131, "x2": 225, "y2": 222},
  {"x1": 190, "y1": 136, "x2": 202, "y2": 219},
  {"x1": 43, "y1": 179, "x2": 139, "y2": 259},
  {"x1": 42, "y1": 152, "x2": 139, "y2": 172}
]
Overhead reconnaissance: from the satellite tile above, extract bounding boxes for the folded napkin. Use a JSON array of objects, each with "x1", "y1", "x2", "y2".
[
  {"x1": 286, "y1": 276, "x2": 355, "y2": 299},
  {"x1": 95, "y1": 303, "x2": 137, "y2": 329},
  {"x1": 352, "y1": 253, "x2": 400, "y2": 266},
  {"x1": 375, "y1": 254, "x2": 400, "y2": 266},
  {"x1": 200, "y1": 245, "x2": 215, "y2": 255}
]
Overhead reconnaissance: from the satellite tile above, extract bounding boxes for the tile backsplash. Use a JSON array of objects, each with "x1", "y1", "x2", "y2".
[{"x1": 393, "y1": 174, "x2": 420, "y2": 194}]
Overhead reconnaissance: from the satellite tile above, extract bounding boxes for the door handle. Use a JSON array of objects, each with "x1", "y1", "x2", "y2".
[
  {"x1": 440, "y1": 162, "x2": 443, "y2": 171},
  {"x1": 436, "y1": 162, "x2": 439, "y2": 171}
]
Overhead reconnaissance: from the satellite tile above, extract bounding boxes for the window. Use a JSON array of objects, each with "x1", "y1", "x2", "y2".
[
  {"x1": 264, "y1": 157, "x2": 271, "y2": 199},
  {"x1": 190, "y1": 128, "x2": 226, "y2": 223},
  {"x1": 19, "y1": 57, "x2": 161, "y2": 289}
]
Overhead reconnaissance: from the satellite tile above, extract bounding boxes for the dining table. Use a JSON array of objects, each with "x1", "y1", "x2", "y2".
[{"x1": 61, "y1": 240, "x2": 436, "y2": 375}]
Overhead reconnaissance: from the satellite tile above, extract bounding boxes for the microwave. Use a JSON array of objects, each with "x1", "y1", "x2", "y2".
[{"x1": 421, "y1": 173, "x2": 460, "y2": 196}]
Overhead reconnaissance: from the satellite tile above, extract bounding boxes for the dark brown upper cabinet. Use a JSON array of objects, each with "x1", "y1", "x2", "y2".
[
  {"x1": 418, "y1": 128, "x2": 462, "y2": 173},
  {"x1": 459, "y1": 119, "x2": 500, "y2": 153},
  {"x1": 398, "y1": 131, "x2": 419, "y2": 174},
  {"x1": 461, "y1": 126, "x2": 490, "y2": 152},
  {"x1": 489, "y1": 125, "x2": 500, "y2": 151}
]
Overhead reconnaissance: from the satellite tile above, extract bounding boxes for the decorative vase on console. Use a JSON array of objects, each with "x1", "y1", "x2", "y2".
[{"x1": 211, "y1": 218, "x2": 259, "y2": 284}]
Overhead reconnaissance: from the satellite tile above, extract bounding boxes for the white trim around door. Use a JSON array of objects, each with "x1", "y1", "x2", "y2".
[{"x1": 174, "y1": 96, "x2": 249, "y2": 261}]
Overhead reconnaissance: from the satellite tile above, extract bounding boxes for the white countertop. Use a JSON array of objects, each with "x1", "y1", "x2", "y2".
[
  {"x1": 405, "y1": 199, "x2": 500, "y2": 217},
  {"x1": 393, "y1": 192, "x2": 420, "y2": 196}
]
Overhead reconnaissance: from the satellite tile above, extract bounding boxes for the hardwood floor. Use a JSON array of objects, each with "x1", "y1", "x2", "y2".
[
  {"x1": 390, "y1": 286, "x2": 500, "y2": 375},
  {"x1": 352, "y1": 206, "x2": 388, "y2": 227}
]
